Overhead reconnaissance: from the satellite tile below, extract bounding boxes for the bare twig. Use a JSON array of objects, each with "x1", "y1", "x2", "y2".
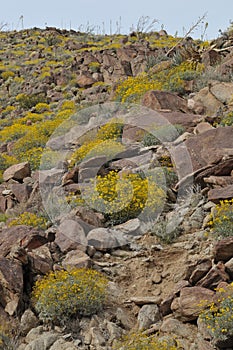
[{"x1": 166, "y1": 13, "x2": 208, "y2": 57}]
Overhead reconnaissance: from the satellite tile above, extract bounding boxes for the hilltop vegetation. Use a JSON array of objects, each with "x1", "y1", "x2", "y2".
[{"x1": 0, "y1": 24, "x2": 233, "y2": 350}]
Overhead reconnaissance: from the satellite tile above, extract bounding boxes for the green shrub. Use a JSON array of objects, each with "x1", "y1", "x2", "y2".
[
  {"x1": 208, "y1": 199, "x2": 233, "y2": 238},
  {"x1": 82, "y1": 170, "x2": 166, "y2": 225},
  {"x1": 142, "y1": 125, "x2": 184, "y2": 146},
  {"x1": 32, "y1": 268, "x2": 108, "y2": 326},
  {"x1": 16, "y1": 93, "x2": 48, "y2": 110},
  {"x1": 1, "y1": 71, "x2": 15, "y2": 80},
  {"x1": 219, "y1": 111, "x2": 233, "y2": 126},
  {"x1": 115, "y1": 332, "x2": 181, "y2": 349},
  {"x1": 199, "y1": 283, "x2": 233, "y2": 344},
  {"x1": 9, "y1": 212, "x2": 47, "y2": 230}
]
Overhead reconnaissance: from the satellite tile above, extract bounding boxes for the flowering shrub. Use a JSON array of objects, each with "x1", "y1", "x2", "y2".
[
  {"x1": 219, "y1": 111, "x2": 233, "y2": 126},
  {"x1": 34, "y1": 102, "x2": 50, "y2": 113},
  {"x1": 208, "y1": 199, "x2": 233, "y2": 237},
  {"x1": 1, "y1": 70, "x2": 15, "y2": 80},
  {"x1": 115, "y1": 61, "x2": 203, "y2": 103},
  {"x1": 16, "y1": 93, "x2": 47, "y2": 110},
  {"x1": 0, "y1": 123, "x2": 28, "y2": 142},
  {"x1": 9, "y1": 212, "x2": 47, "y2": 230},
  {"x1": 199, "y1": 283, "x2": 233, "y2": 343},
  {"x1": 83, "y1": 170, "x2": 165, "y2": 225},
  {"x1": 70, "y1": 121, "x2": 124, "y2": 166},
  {"x1": 32, "y1": 268, "x2": 108, "y2": 325},
  {"x1": 115, "y1": 332, "x2": 181, "y2": 350}
]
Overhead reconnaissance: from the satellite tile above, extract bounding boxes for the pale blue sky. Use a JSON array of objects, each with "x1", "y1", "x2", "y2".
[{"x1": 1, "y1": 0, "x2": 233, "y2": 40}]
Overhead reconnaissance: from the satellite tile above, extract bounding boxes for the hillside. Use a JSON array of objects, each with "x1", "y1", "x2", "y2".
[{"x1": 0, "y1": 26, "x2": 233, "y2": 350}]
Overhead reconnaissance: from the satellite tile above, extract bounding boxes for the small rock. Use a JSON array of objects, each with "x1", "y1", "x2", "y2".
[
  {"x1": 62, "y1": 249, "x2": 92, "y2": 269},
  {"x1": 3, "y1": 162, "x2": 31, "y2": 182},
  {"x1": 20, "y1": 309, "x2": 39, "y2": 337},
  {"x1": 137, "y1": 304, "x2": 161, "y2": 330}
]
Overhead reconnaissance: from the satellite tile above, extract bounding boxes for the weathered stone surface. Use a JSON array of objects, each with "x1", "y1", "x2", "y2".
[
  {"x1": 210, "y1": 81, "x2": 233, "y2": 104},
  {"x1": 130, "y1": 296, "x2": 162, "y2": 305},
  {"x1": 25, "y1": 328, "x2": 59, "y2": 350},
  {"x1": 202, "y1": 49, "x2": 222, "y2": 67},
  {"x1": 76, "y1": 72, "x2": 95, "y2": 88},
  {"x1": 62, "y1": 249, "x2": 92, "y2": 269},
  {"x1": 196, "y1": 262, "x2": 230, "y2": 289},
  {"x1": 194, "y1": 122, "x2": 214, "y2": 134},
  {"x1": 187, "y1": 259, "x2": 212, "y2": 285},
  {"x1": 0, "y1": 257, "x2": 23, "y2": 315},
  {"x1": 56, "y1": 219, "x2": 87, "y2": 253},
  {"x1": 160, "y1": 317, "x2": 195, "y2": 339},
  {"x1": 39, "y1": 168, "x2": 64, "y2": 186},
  {"x1": 20, "y1": 309, "x2": 39, "y2": 337},
  {"x1": 225, "y1": 257, "x2": 233, "y2": 279},
  {"x1": 75, "y1": 206, "x2": 105, "y2": 227},
  {"x1": 204, "y1": 175, "x2": 233, "y2": 187},
  {"x1": 9, "y1": 183, "x2": 32, "y2": 203},
  {"x1": 192, "y1": 86, "x2": 223, "y2": 115},
  {"x1": 171, "y1": 287, "x2": 214, "y2": 321},
  {"x1": 3, "y1": 162, "x2": 31, "y2": 182},
  {"x1": 28, "y1": 246, "x2": 53, "y2": 274},
  {"x1": 50, "y1": 338, "x2": 77, "y2": 350},
  {"x1": 142, "y1": 90, "x2": 189, "y2": 113},
  {"x1": 184, "y1": 127, "x2": 233, "y2": 173},
  {"x1": 114, "y1": 218, "x2": 142, "y2": 236},
  {"x1": 61, "y1": 167, "x2": 79, "y2": 185},
  {"x1": 137, "y1": 304, "x2": 161, "y2": 330},
  {"x1": 214, "y1": 237, "x2": 233, "y2": 262},
  {"x1": 0, "y1": 226, "x2": 48, "y2": 257},
  {"x1": 87, "y1": 228, "x2": 127, "y2": 251},
  {"x1": 208, "y1": 184, "x2": 233, "y2": 202}
]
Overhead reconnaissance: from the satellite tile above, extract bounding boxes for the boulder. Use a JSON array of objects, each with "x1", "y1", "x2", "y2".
[
  {"x1": 137, "y1": 304, "x2": 161, "y2": 330},
  {"x1": 194, "y1": 122, "x2": 214, "y2": 134},
  {"x1": 142, "y1": 90, "x2": 189, "y2": 113},
  {"x1": 214, "y1": 237, "x2": 233, "y2": 262},
  {"x1": 76, "y1": 72, "x2": 95, "y2": 88},
  {"x1": 0, "y1": 226, "x2": 49, "y2": 257},
  {"x1": 192, "y1": 86, "x2": 223, "y2": 115},
  {"x1": 20, "y1": 309, "x2": 39, "y2": 337},
  {"x1": 0, "y1": 257, "x2": 24, "y2": 315},
  {"x1": 208, "y1": 184, "x2": 233, "y2": 202},
  {"x1": 196, "y1": 262, "x2": 230, "y2": 289},
  {"x1": 62, "y1": 249, "x2": 92, "y2": 269},
  {"x1": 9, "y1": 183, "x2": 32, "y2": 203},
  {"x1": 225, "y1": 257, "x2": 233, "y2": 279},
  {"x1": 27, "y1": 245, "x2": 53, "y2": 274},
  {"x1": 188, "y1": 259, "x2": 212, "y2": 285},
  {"x1": 87, "y1": 228, "x2": 127, "y2": 251},
  {"x1": 171, "y1": 286, "x2": 214, "y2": 321},
  {"x1": 3, "y1": 162, "x2": 31, "y2": 182},
  {"x1": 184, "y1": 127, "x2": 233, "y2": 173},
  {"x1": 55, "y1": 219, "x2": 87, "y2": 253}
]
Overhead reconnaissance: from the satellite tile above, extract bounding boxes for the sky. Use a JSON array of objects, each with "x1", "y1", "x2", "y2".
[{"x1": 1, "y1": 0, "x2": 233, "y2": 40}]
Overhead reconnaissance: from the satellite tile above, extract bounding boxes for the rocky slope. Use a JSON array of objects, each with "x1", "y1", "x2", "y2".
[{"x1": 0, "y1": 27, "x2": 233, "y2": 349}]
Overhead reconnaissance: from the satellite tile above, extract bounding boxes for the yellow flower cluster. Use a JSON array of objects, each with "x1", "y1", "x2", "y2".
[
  {"x1": 9, "y1": 212, "x2": 47, "y2": 229},
  {"x1": 70, "y1": 121, "x2": 124, "y2": 166},
  {"x1": 83, "y1": 170, "x2": 165, "y2": 224},
  {"x1": 208, "y1": 199, "x2": 233, "y2": 238},
  {"x1": 32, "y1": 268, "x2": 108, "y2": 325},
  {"x1": 115, "y1": 61, "x2": 203, "y2": 103},
  {"x1": 199, "y1": 282, "x2": 233, "y2": 341},
  {"x1": 115, "y1": 332, "x2": 181, "y2": 350}
]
